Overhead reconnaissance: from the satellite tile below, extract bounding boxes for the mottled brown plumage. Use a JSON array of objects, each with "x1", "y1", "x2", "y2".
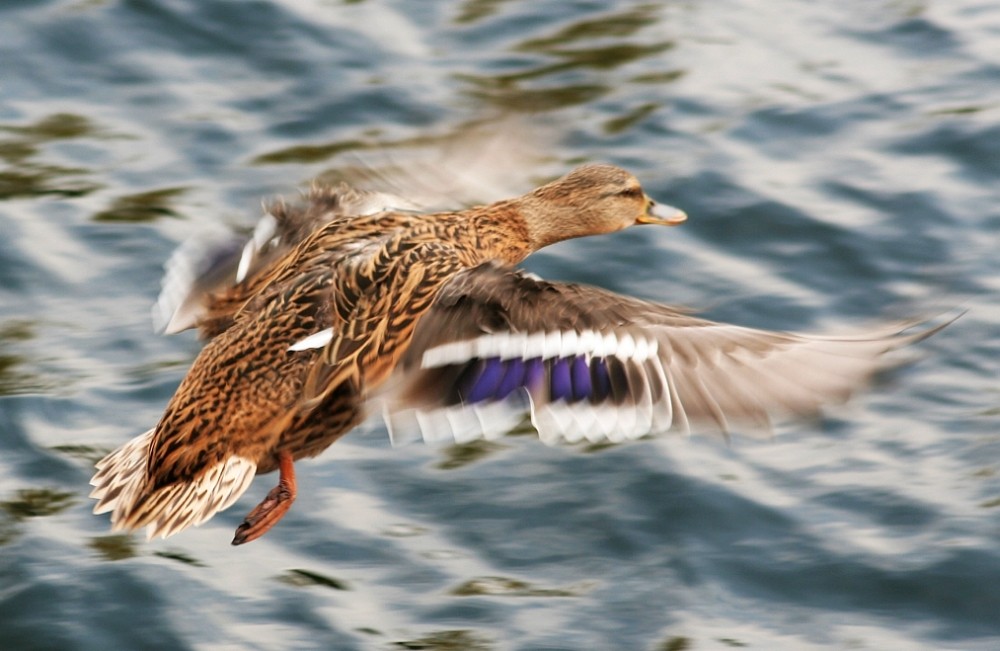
[
  {"x1": 91, "y1": 163, "x2": 950, "y2": 545},
  {"x1": 91, "y1": 164, "x2": 685, "y2": 543}
]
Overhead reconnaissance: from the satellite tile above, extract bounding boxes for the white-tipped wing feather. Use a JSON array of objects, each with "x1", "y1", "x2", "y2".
[{"x1": 373, "y1": 264, "x2": 950, "y2": 447}]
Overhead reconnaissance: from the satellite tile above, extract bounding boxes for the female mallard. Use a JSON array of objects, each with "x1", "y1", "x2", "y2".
[{"x1": 90, "y1": 164, "x2": 946, "y2": 545}]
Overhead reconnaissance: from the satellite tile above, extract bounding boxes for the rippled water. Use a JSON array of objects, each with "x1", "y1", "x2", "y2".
[{"x1": 2, "y1": 1, "x2": 999, "y2": 650}]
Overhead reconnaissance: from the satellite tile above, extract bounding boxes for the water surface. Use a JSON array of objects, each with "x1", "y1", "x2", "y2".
[{"x1": 1, "y1": 1, "x2": 998, "y2": 650}]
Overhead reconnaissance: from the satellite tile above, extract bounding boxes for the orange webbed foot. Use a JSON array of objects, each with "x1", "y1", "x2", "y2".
[{"x1": 232, "y1": 451, "x2": 297, "y2": 545}]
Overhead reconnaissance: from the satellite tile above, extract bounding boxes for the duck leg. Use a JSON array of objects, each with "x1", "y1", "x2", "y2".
[{"x1": 232, "y1": 451, "x2": 297, "y2": 545}]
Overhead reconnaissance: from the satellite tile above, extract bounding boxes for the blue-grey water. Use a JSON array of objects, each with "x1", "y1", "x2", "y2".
[{"x1": 1, "y1": 1, "x2": 999, "y2": 650}]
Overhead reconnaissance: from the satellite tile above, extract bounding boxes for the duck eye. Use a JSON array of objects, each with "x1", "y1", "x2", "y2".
[{"x1": 617, "y1": 187, "x2": 643, "y2": 199}]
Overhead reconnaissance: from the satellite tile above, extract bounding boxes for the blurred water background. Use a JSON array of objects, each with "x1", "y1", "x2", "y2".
[{"x1": 1, "y1": 1, "x2": 999, "y2": 649}]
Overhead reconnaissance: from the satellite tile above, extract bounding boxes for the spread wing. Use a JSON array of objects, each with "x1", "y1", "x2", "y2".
[{"x1": 371, "y1": 264, "x2": 949, "y2": 446}]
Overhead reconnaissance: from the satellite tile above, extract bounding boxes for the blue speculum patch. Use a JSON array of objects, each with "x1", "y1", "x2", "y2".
[{"x1": 453, "y1": 355, "x2": 623, "y2": 405}]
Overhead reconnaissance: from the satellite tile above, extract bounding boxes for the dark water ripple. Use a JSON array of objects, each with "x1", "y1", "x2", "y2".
[{"x1": 1, "y1": 1, "x2": 999, "y2": 650}]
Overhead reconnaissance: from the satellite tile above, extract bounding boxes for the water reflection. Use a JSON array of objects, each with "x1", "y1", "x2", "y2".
[
  {"x1": 0, "y1": 113, "x2": 104, "y2": 199},
  {"x1": 49, "y1": 444, "x2": 111, "y2": 466},
  {"x1": 603, "y1": 102, "x2": 661, "y2": 134},
  {"x1": 278, "y1": 569, "x2": 350, "y2": 591},
  {"x1": 517, "y1": 5, "x2": 659, "y2": 47},
  {"x1": 2, "y1": 488, "x2": 76, "y2": 518},
  {"x1": 505, "y1": 42, "x2": 675, "y2": 80},
  {"x1": 91, "y1": 187, "x2": 188, "y2": 223},
  {"x1": 252, "y1": 124, "x2": 487, "y2": 167},
  {"x1": 88, "y1": 534, "x2": 138, "y2": 561},
  {"x1": 658, "y1": 638, "x2": 692, "y2": 651},
  {"x1": 0, "y1": 321, "x2": 47, "y2": 396},
  {"x1": 252, "y1": 138, "x2": 371, "y2": 166},
  {"x1": 456, "y1": 4, "x2": 677, "y2": 112},
  {"x1": 0, "y1": 488, "x2": 76, "y2": 546},
  {"x1": 453, "y1": 0, "x2": 516, "y2": 25},
  {"x1": 456, "y1": 79, "x2": 609, "y2": 112},
  {"x1": 393, "y1": 629, "x2": 492, "y2": 651},
  {"x1": 450, "y1": 575, "x2": 590, "y2": 597},
  {"x1": 152, "y1": 549, "x2": 206, "y2": 567},
  {"x1": 433, "y1": 440, "x2": 508, "y2": 470}
]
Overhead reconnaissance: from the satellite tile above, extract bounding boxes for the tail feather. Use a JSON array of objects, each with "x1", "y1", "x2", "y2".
[
  {"x1": 90, "y1": 428, "x2": 156, "y2": 518},
  {"x1": 90, "y1": 429, "x2": 257, "y2": 540}
]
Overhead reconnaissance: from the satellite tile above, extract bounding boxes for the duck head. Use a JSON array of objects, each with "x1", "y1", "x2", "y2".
[{"x1": 519, "y1": 163, "x2": 687, "y2": 249}]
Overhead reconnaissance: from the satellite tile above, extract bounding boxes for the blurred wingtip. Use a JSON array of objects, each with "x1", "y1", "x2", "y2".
[
  {"x1": 316, "y1": 115, "x2": 564, "y2": 211},
  {"x1": 151, "y1": 226, "x2": 244, "y2": 335},
  {"x1": 894, "y1": 308, "x2": 965, "y2": 347}
]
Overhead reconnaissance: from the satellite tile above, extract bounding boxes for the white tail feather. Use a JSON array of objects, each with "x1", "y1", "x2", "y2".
[
  {"x1": 90, "y1": 428, "x2": 157, "y2": 518},
  {"x1": 90, "y1": 429, "x2": 257, "y2": 540}
]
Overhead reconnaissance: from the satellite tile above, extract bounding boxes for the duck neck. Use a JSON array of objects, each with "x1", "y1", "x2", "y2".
[
  {"x1": 516, "y1": 192, "x2": 591, "y2": 250},
  {"x1": 467, "y1": 199, "x2": 535, "y2": 265}
]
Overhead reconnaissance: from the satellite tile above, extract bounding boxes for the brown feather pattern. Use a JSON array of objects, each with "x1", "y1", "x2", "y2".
[{"x1": 90, "y1": 164, "x2": 951, "y2": 542}]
